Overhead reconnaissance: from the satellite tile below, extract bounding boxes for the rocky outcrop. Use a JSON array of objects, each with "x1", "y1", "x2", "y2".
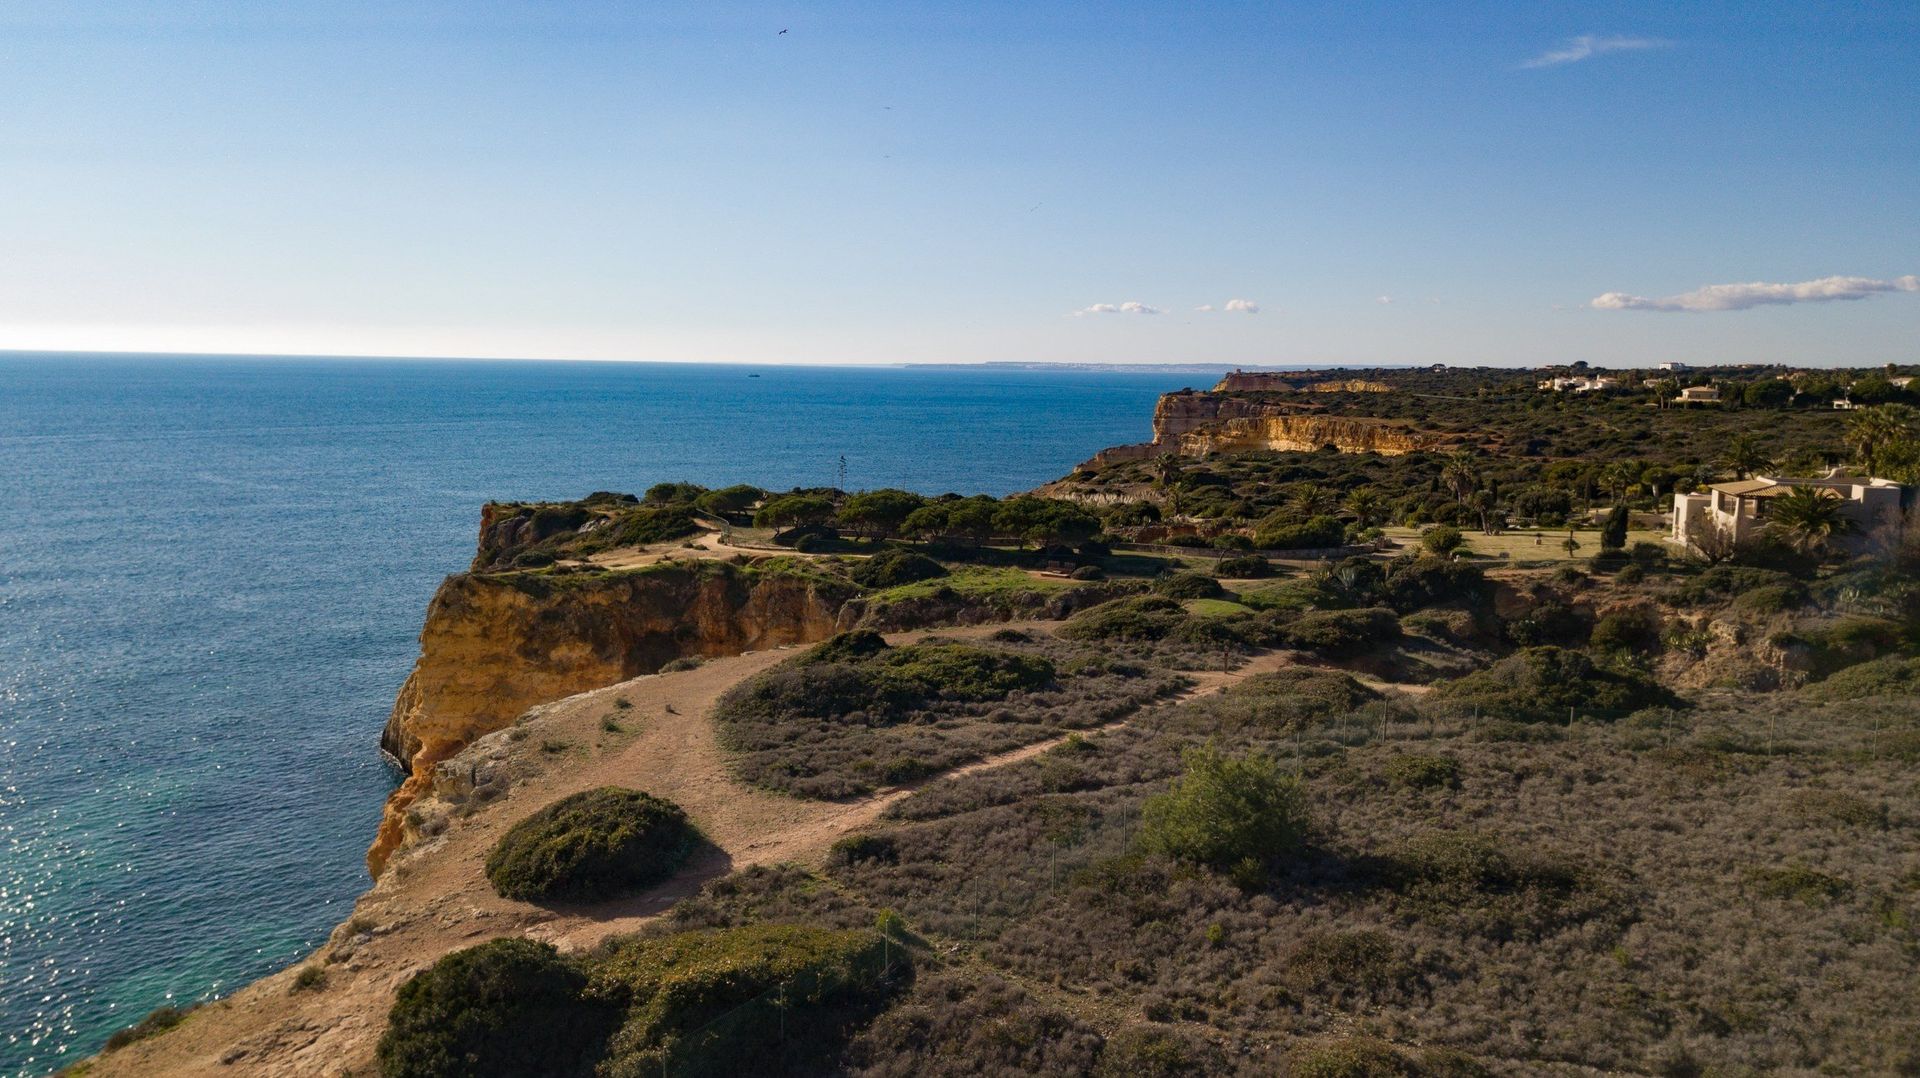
[
  {"x1": 1152, "y1": 392, "x2": 1436, "y2": 456},
  {"x1": 368, "y1": 561, "x2": 851, "y2": 874},
  {"x1": 1213, "y1": 372, "x2": 1393, "y2": 393}
]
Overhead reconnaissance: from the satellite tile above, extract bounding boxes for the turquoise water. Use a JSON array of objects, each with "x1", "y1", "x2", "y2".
[{"x1": 0, "y1": 354, "x2": 1199, "y2": 1075}]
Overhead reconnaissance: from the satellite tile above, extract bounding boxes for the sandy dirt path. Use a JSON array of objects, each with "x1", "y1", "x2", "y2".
[{"x1": 90, "y1": 627, "x2": 1296, "y2": 1078}]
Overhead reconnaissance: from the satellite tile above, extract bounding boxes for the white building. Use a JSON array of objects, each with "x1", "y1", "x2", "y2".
[
  {"x1": 1673, "y1": 385, "x2": 1721, "y2": 405},
  {"x1": 1538, "y1": 375, "x2": 1619, "y2": 393},
  {"x1": 1660, "y1": 361, "x2": 1692, "y2": 372},
  {"x1": 1671, "y1": 469, "x2": 1904, "y2": 552}
]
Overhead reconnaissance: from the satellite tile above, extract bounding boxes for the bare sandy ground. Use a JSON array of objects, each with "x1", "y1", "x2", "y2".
[{"x1": 90, "y1": 622, "x2": 1297, "y2": 1078}]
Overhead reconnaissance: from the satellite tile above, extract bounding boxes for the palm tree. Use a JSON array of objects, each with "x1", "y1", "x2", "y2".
[
  {"x1": 1342, "y1": 489, "x2": 1384, "y2": 527},
  {"x1": 1845, "y1": 404, "x2": 1920, "y2": 477},
  {"x1": 1766, "y1": 486, "x2": 1854, "y2": 554},
  {"x1": 1440, "y1": 451, "x2": 1480, "y2": 503},
  {"x1": 1718, "y1": 433, "x2": 1773, "y2": 480},
  {"x1": 1287, "y1": 482, "x2": 1340, "y2": 517},
  {"x1": 1601, "y1": 462, "x2": 1640, "y2": 504}
]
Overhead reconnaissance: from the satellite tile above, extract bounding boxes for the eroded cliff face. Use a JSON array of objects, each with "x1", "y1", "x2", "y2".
[
  {"x1": 368, "y1": 562, "x2": 849, "y2": 875},
  {"x1": 1152, "y1": 392, "x2": 1434, "y2": 456}
]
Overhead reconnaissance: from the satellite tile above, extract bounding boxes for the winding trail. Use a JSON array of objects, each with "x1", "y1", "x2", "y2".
[{"x1": 88, "y1": 625, "x2": 1294, "y2": 1077}]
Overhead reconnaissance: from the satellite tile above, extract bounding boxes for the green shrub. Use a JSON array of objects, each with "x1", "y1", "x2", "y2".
[
  {"x1": 1421, "y1": 526, "x2": 1465, "y2": 556},
  {"x1": 485, "y1": 788, "x2": 699, "y2": 903},
  {"x1": 1058, "y1": 596, "x2": 1191, "y2": 642},
  {"x1": 377, "y1": 938, "x2": 614, "y2": 1078},
  {"x1": 1070, "y1": 564, "x2": 1106, "y2": 581},
  {"x1": 878, "y1": 644, "x2": 1055, "y2": 700},
  {"x1": 851, "y1": 549, "x2": 948, "y2": 589},
  {"x1": 1275, "y1": 607, "x2": 1402, "y2": 657},
  {"x1": 103, "y1": 1004, "x2": 198, "y2": 1052},
  {"x1": 1629, "y1": 541, "x2": 1668, "y2": 567},
  {"x1": 609, "y1": 505, "x2": 699, "y2": 547},
  {"x1": 586, "y1": 924, "x2": 896, "y2": 1078},
  {"x1": 723, "y1": 643, "x2": 1054, "y2": 734},
  {"x1": 1432, "y1": 646, "x2": 1680, "y2": 721},
  {"x1": 1801, "y1": 654, "x2": 1920, "y2": 701},
  {"x1": 1503, "y1": 599, "x2": 1589, "y2": 647},
  {"x1": 1590, "y1": 605, "x2": 1661, "y2": 654},
  {"x1": 1735, "y1": 583, "x2": 1809, "y2": 616},
  {"x1": 1213, "y1": 554, "x2": 1273, "y2": 579},
  {"x1": 1287, "y1": 1035, "x2": 1487, "y2": 1077},
  {"x1": 800, "y1": 629, "x2": 891, "y2": 666},
  {"x1": 1788, "y1": 790, "x2": 1888, "y2": 829},
  {"x1": 1153, "y1": 571, "x2": 1226, "y2": 600},
  {"x1": 1375, "y1": 557, "x2": 1486, "y2": 613},
  {"x1": 1748, "y1": 865, "x2": 1853, "y2": 905},
  {"x1": 1094, "y1": 1025, "x2": 1227, "y2": 1076},
  {"x1": 1675, "y1": 565, "x2": 1805, "y2": 606},
  {"x1": 1255, "y1": 514, "x2": 1347, "y2": 550},
  {"x1": 1384, "y1": 753, "x2": 1461, "y2": 790},
  {"x1": 1139, "y1": 745, "x2": 1308, "y2": 880}
]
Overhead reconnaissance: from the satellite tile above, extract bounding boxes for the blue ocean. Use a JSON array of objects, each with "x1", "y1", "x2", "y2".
[{"x1": 0, "y1": 354, "x2": 1201, "y2": 1075}]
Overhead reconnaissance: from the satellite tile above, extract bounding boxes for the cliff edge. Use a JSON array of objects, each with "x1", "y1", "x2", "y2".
[{"x1": 369, "y1": 560, "x2": 852, "y2": 874}]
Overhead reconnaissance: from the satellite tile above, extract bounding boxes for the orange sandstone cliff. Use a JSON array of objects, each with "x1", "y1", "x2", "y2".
[
  {"x1": 367, "y1": 561, "x2": 851, "y2": 874},
  {"x1": 1077, "y1": 389, "x2": 1444, "y2": 469}
]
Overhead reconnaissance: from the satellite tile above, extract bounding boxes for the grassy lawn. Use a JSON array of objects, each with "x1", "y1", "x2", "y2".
[
  {"x1": 1184, "y1": 597, "x2": 1255, "y2": 618},
  {"x1": 1381, "y1": 526, "x2": 1669, "y2": 563}
]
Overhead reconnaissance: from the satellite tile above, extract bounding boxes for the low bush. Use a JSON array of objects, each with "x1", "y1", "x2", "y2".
[
  {"x1": 1375, "y1": 558, "x2": 1487, "y2": 614},
  {"x1": 1421, "y1": 526, "x2": 1464, "y2": 556},
  {"x1": 851, "y1": 550, "x2": 949, "y2": 589},
  {"x1": 842, "y1": 972, "x2": 1103, "y2": 1077},
  {"x1": 1275, "y1": 607, "x2": 1402, "y2": 657},
  {"x1": 1673, "y1": 565, "x2": 1806, "y2": 607},
  {"x1": 1070, "y1": 564, "x2": 1106, "y2": 581},
  {"x1": 609, "y1": 505, "x2": 699, "y2": 547},
  {"x1": 485, "y1": 788, "x2": 699, "y2": 903},
  {"x1": 103, "y1": 1004, "x2": 198, "y2": 1052},
  {"x1": 1383, "y1": 831, "x2": 1606, "y2": 937},
  {"x1": 1255, "y1": 514, "x2": 1347, "y2": 550},
  {"x1": 1788, "y1": 789, "x2": 1888, "y2": 829},
  {"x1": 1747, "y1": 865, "x2": 1853, "y2": 906},
  {"x1": 1589, "y1": 605, "x2": 1661, "y2": 654},
  {"x1": 1139, "y1": 745, "x2": 1308, "y2": 883},
  {"x1": 1058, "y1": 596, "x2": 1192, "y2": 642},
  {"x1": 1384, "y1": 753, "x2": 1460, "y2": 790},
  {"x1": 1801, "y1": 653, "x2": 1920, "y2": 701},
  {"x1": 1431, "y1": 646, "x2": 1680, "y2": 721},
  {"x1": 1213, "y1": 554, "x2": 1273, "y2": 579},
  {"x1": 1094, "y1": 1025, "x2": 1228, "y2": 1076},
  {"x1": 587, "y1": 924, "x2": 898, "y2": 1078},
  {"x1": 377, "y1": 938, "x2": 615, "y2": 1078},
  {"x1": 1502, "y1": 598, "x2": 1589, "y2": 648},
  {"x1": 801, "y1": 629, "x2": 892, "y2": 666},
  {"x1": 1153, "y1": 571, "x2": 1227, "y2": 600},
  {"x1": 1734, "y1": 583, "x2": 1807, "y2": 615}
]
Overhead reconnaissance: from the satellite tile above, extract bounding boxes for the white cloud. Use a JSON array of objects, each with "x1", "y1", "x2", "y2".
[
  {"x1": 1521, "y1": 34, "x2": 1671, "y2": 69},
  {"x1": 1074, "y1": 301, "x2": 1162, "y2": 316},
  {"x1": 1591, "y1": 274, "x2": 1920, "y2": 313},
  {"x1": 1376, "y1": 295, "x2": 1393, "y2": 305},
  {"x1": 1193, "y1": 304, "x2": 1215, "y2": 312},
  {"x1": 1223, "y1": 298, "x2": 1260, "y2": 314}
]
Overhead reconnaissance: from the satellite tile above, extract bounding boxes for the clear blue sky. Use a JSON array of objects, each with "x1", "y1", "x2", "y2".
[{"x1": 1, "y1": 1, "x2": 1914, "y2": 366}]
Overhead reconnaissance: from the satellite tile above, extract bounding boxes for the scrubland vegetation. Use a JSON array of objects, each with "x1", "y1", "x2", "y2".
[
  {"x1": 370, "y1": 364, "x2": 1920, "y2": 1076},
  {"x1": 715, "y1": 631, "x2": 1190, "y2": 798}
]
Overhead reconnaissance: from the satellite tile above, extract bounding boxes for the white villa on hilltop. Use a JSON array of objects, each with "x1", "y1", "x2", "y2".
[{"x1": 1671, "y1": 469, "x2": 1904, "y2": 552}]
